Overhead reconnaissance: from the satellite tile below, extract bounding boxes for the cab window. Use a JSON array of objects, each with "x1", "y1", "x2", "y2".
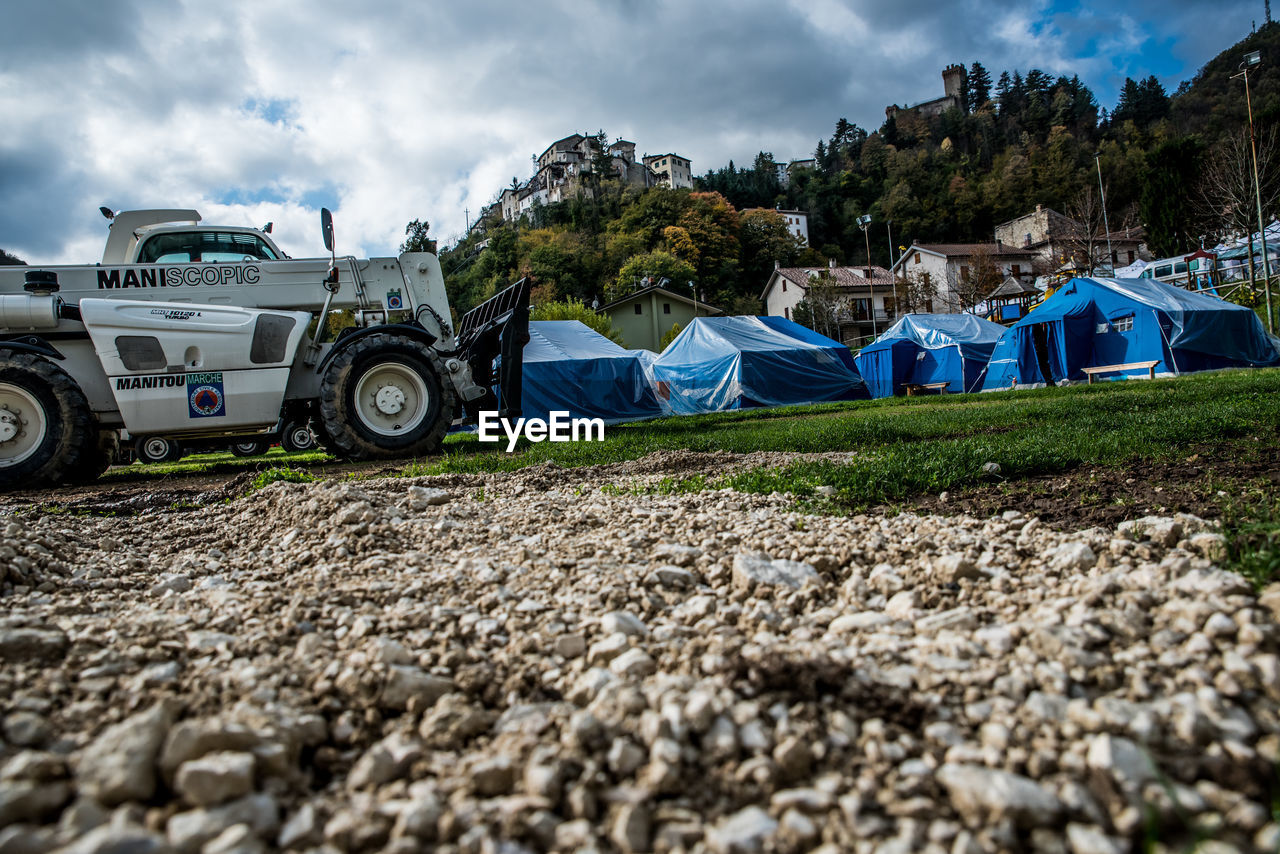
[{"x1": 137, "y1": 231, "x2": 279, "y2": 264}]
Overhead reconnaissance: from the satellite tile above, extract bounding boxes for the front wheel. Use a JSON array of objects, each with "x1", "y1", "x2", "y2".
[
  {"x1": 135, "y1": 436, "x2": 182, "y2": 464},
  {"x1": 0, "y1": 354, "x2": 94, "y2": 489},
  {"x1": 318, "y1": 333, "x2": 455, "y2": 460},
  {"x1": 280, "y1": 420, "x2": 317, "y2": 453}
]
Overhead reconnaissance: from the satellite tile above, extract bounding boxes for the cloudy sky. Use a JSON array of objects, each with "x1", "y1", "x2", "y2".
[{"x1": 0, "y1": 0, "x2": 1265, "y2": 264}]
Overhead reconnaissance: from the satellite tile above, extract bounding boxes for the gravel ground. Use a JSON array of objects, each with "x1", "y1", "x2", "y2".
[{"x1": 1, "y1": 458, "x2": 1278, "y2": 854}]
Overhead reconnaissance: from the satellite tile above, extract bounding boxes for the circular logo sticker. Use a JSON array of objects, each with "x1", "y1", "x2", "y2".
[{"x1": 190, "y1": 385, "x2": 224, "y2": 416}]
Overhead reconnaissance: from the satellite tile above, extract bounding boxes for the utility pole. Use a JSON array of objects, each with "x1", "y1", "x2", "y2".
[
  {"x1": 857, "y1": 214, "x2": 878, "y2": 338},
  {"x1": 1234, "y1": 51, "x2": 1275, "y2": 332},
  {"x1": 1095, "y1": 152, "x2": 1113, "y2": 275}
]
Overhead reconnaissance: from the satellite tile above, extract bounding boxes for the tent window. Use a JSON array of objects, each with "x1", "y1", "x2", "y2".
[
  {"x1": 1096, "y1": 322, "x2": 1110, "y2": 334},
  {"x1": 916, "y1": 350, "x2": 927, "y2": 361},
  {"x1": 1112, "y1": 315, "x2": 1134, "y2": 333},
  {"x1": 634, "y1": 304, "x2": 642, "y2": 315}
]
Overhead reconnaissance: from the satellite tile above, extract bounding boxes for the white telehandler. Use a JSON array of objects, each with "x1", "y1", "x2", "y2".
[{"x1": 0, "y1": 207, "x2": 528, "y2": 489}]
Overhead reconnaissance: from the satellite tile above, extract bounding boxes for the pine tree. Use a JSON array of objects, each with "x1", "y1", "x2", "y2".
[
  {"x1": 968, "y1": 62, "x2": 992, "y2": 110},
  {"x1": 996, "y1": 71, "x2": 1012, "y2": 116}
]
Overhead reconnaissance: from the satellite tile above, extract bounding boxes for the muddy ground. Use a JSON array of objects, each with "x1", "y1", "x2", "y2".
[{"x1": 8, "y1": 440, "x2": 1277, "y2": 532}]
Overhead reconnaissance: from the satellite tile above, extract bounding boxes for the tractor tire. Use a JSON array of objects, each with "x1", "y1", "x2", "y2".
[
  {"x1": 319, "y1": 333, "x2": 455, "y2": 460},
  {"x1": 231, "y1": 440, "x2": 270, "y2": 457},
  {"x1": 0, "y1": 353, "x2": 94, "y2": 490},
  {"x1": 280, "y1": 420, "x2": 317, "y2": 453},
  {"x1": 69, "y1": 430, "x2": 120, "y2": 483},
  {"x1": 135, "y1": 436, "x2": 182, "y2": 464}
]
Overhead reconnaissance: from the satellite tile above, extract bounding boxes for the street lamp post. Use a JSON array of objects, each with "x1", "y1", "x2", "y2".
[
  {"x1": 1094, "y1": 152, "x2": 1113, "y2": 275},
  {"x1": 857, "y1": 214, "x2": 878, "y2": 338},
  {"x1": 1233, "y1": 50, "x2": 1275, "y2": 333}
]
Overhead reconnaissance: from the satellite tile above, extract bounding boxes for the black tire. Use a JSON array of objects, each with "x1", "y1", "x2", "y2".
[
  {"x1": 135, "y1": 436, "x2": 180, "y2": 465},
  {"x1": 280, "y1": 420, "x2": 317, "y2": 453},
  {"x1": 0, "y1": 353, "x2": 94, "y2": 490},
  {"x1": 319, "y1": 333, "x2": 455, "y2": 460},
  {"x1": 69, "y1": 430, "x2": 120, "y2": 483},
  {"x1": 230, "y1": 440, "x2": 270, "y2": 457}
]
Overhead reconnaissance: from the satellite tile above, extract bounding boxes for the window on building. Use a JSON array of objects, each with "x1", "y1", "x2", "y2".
[
  {"x1": 634, "y1": 304, "x2": 642, "y2": 315},
  {"x1": 1174, "y1": 262, "x2": 1188, "y2": 274},
  {"x1": 914, "y1": 252, "x2": 921, "y2": 264},
  {"x1": 1127, "y1": 251, "x2": 1135, "y2": 264},
  {"x1": 663, "y1": 303, "x2": 671, "y2": 314},
  {"x1": 782, "y1": 281, "x2": 786, "y2": 292},
  {"x1": 1011, "y1": 264, "x2": 1021, "y2": 277},
  {"x1": 784, "y1": 307, "x2": 790, "y2": 319},
  {"x1": 960, "y1": 265, "x2": 970, "y2": 280}
]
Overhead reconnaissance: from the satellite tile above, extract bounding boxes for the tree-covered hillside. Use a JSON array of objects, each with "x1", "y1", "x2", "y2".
[{"x1": 434, "y1": 22, "x2": 1280, "y2": 319}]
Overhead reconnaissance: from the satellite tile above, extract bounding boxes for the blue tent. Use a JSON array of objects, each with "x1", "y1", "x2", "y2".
[
  {"x1": 855, "y1": 313, "x2": 1007, "y2": 397},
  {"x1": 651, "y1": 316, "x2": 867, "y2": 414},
  {"x1": 980, "y1": 277, "x2": 1280, "y2": 390},
  {"x1": 521, "y1": 321, "x2": 664, "y2": 423}
]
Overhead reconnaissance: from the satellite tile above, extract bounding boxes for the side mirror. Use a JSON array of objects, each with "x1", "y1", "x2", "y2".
[{"x1": 321, "y1": 208, "x2": 334, "y2": 253}]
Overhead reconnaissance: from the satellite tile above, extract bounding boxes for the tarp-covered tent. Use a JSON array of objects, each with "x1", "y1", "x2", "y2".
[
  {"x1": 980, "y1": 277, "x2": 1280, "y2": 389},
  {"x1": 651, "y1": 316, "x2": 867, "y2": 414},
  {"x1": 855, "y1": 314, "x2": 1007, "y2": 397},
  {"x1": 521, "y1": 321, "x2": 664, "y2": 423}
]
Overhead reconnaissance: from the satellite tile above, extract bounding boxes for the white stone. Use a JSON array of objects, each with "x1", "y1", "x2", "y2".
[
  {"x1": 174, "y1": 751, "x2": 255, "y2": 807},
  {"x1": 936, "y1": 764, "x2": 1063, "y2": 828},
  {"x1": 706, "y1": 805, "x2": 778, "y2": 854},
  {"x1": 732, "y1": 553, "x2": 820, "y2": 590}
]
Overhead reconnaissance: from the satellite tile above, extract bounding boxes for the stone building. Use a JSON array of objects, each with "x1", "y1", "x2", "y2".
[
  {"x1": 499, "y1": 135, "x2": 664, "y2": 222},
  {"x1": 642, "y1": 153, "x2": 693, "y2": 189},
  {"x1": 994, "y1": 205, "x2": 1149, "y2": 273},
  {"x1": 885, "y1": 65, "x2": 966, "y2": 120}
]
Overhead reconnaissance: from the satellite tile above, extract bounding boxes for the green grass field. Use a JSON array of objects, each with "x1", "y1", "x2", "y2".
[{"x1": 418, "y1": 368, "x2": 1280, "y2": 495}]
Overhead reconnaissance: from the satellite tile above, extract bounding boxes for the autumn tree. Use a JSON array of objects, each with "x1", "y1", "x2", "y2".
[
  {"x1": 610, "y1": 251, "x2": 697, "y2": 302},
  {"x1": 792, "y1": 274, "x2": 843, "y2": 340},
  {"x1": 1198, "y1": 127, "x2": 1280, "y2": 286},
  {"x1": 894, "y1": 269, "x2": 939, "y2": 314},
  {"x1": 739, "y1": 208, "x2": 806, "y2": 289},
  {"x1": 951, "y1": 245, "x2": 1004, "y2": 311},
  {"x1": 1063, "y1": 185, "x2": 1109, "y2": 274}
]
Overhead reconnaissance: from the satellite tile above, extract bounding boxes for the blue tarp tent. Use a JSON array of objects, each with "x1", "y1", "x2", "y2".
[
  {"x1": 651, "y1": 316, "x2": 867, "y2": 414},
  {"x1": 855, "y1": 313, "x2": 1007, "y2": 397},
  {"x1": 521, "y1": 321, "x2": 664, "y2": 423},
  {"x1": 980, "y1": 277, "x2": 1280, "y2": 390}
]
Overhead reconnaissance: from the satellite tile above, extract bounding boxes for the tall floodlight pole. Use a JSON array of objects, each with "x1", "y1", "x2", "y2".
[
  {"x1": 1234, "y1": 51, "x2": 1275, "y2": 332},
  {"x1": 886, "y1": 219, "x2": 897, "y2": 323},
  {"x1": 858, "y1": 214, "x2": 878, "y2": 338},
  {"x1": 1095, "y1": 152, "x2": 1113, "y2": 275}
]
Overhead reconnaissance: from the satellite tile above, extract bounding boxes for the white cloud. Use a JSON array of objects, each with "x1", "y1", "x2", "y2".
[{"x1": 0, "y1": 0, "x2": 1259, "y2": 264}]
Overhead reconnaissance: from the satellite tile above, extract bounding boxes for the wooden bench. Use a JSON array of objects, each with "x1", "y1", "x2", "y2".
[
  {"x1": 903, "y1": 382, "x2": 950, "y2": 396},
  {"x1": 1081, "y1": 360, "x2": 1160, "y2": 384}
]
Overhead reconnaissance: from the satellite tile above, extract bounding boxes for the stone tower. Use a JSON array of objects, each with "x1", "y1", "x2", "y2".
[{"x1": 942, "y1": 64, "x2": 965, "y2": 100}]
